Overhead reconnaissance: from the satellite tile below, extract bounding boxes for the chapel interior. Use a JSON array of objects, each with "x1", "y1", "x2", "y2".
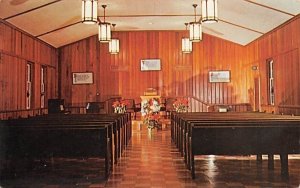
[{"x1": 0, "y1": 0, "x2": 300, "y2": 187}]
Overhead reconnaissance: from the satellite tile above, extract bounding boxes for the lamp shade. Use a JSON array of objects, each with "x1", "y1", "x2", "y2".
[
  {"x1": 182, "y1": 38, "x2": 192, "y2": 53},
  {"x1": 202, "y1": 0, "x2": 218, "y2": 23},
  {"x1": 98, "y1": 22, "x2": 111, "y2": 42},
  {"x1": 109, "y1": 39, "x2": 120, "y2": 54},
  {"x1": 81, "y1": 0, "x2": 98, "y2": 24},
  {"x1": 189, "y1": 22, "x2": 202, "y2": 42}
]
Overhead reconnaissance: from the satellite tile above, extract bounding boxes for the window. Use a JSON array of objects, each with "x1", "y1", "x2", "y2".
[
  {"x1": 267, "y1": 59, "x2": 274, "y2": 105},
  {"x1": 41, "y1": 66, "x2": 46, "y2": 108},
  {"x1": 26, "y1": 63, "x2": 33, "y2": 109}
]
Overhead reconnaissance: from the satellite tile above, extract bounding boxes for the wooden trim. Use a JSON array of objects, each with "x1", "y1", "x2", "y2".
[
  {"x1": 103, "y1": 14, "x2": 198, "y2": 18},
  {"x1": 3, "y1": 0, "x2": 63, "y2": 20},
  {"x1": 219, "y1": 19, "x2": 264, "y2": 34},
  {"x1": 243, "y1": 0, "x2": 295, "y2": 17},
  {"x1": 35, "y1": 21, "x2": 82, "y2": 38},
  {"x1": 278, "y1": 105, "x2": 300, "y2": 109},
  {"x1": 58, "y1": 49, "x2": 62, "y2": 98}
]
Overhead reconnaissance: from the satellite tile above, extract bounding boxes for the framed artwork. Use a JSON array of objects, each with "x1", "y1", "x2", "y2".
[
  {"x1": 72, "y1": 72, "x2": 93, "y2": 84},
  {"x1": 141, "y1": 59, "x2": 161, "y2": 71},
  {"x1": 209, "y1": 70, "x2": 230, "y2": 83}
]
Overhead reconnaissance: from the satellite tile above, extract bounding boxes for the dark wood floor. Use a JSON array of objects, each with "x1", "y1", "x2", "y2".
[{"x1": 1, "y1": 120, "x2": 299, "y2": 187}]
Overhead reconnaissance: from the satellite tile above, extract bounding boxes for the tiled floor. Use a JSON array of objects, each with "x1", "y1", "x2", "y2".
[{"x1": 1, "y1": 120, "x2": 300, "y2": 188}]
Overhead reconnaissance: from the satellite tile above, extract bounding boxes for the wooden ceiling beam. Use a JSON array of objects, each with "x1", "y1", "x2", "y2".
[
  {"x1": 35, "y1": 21, "x2": 82, "y2": 38},
  {"x1": 3, "y1": 0, "x2": 62, "y2": 20},
  {"x1": 244, "y1": 0, "x2": 295, "y2": 17}
]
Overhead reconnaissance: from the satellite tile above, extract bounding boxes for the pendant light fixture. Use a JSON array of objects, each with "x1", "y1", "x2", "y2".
[
  {"x1": 98, "y1": 5, "x2": 111, "y2": 43},
  {"x1": 109, "y1": 24, "x2": 120, "y2": 54},
  {"x1": 202, "y1": 0, "x2": 218, "y2": 23},
  {"x1": 81, "y1": 0, "x2": 98, "y2": 24},
  {"x1": 189, "y1": 4, "x2": 202, "y2": 42},
  {"x1": 182, "y1": 23, "x2": 192, "y2": 53}
]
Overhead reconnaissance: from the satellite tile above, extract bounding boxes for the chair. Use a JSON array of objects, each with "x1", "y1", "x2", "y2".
[
  {"x1": 124, "y1": 99, "x2": 141, "y2": 119},
  {"x1": 165, "y1": 98, "x2": 176, "y2": 118},
  {"x1": 86, "y1": 102, "x2": 104, "y2": 114},
  {"x1": 159, "y1": 97, "x2": 167, "y2": 117},
  {"x1": 48, "y1": 99, "x2": 65, "y2": 114}
]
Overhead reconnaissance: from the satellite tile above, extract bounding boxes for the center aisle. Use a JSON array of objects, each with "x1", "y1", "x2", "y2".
[{"x1": 104, "y1": 121, "x2": 197, "y2": 188}]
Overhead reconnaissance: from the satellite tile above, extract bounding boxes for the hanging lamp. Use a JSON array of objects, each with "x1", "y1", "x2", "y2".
[
  {"x1": 98, "y1": 5, "x2": 111, "y2": 43},
  {"x1": 81, "y1": 0, "x2": 98, "y2": 24},
  {"x1": 109, "y1": 24, "x2": 120, "y2": 54},
  {"x1": 202, "y1": 0, "x2": 218, "y2": 23},
  {"x1": 182, "y1": 23, "x2": 192, "y2": 53},
  {"x1": 189, "y1": 4, "x2": 202, "y2": 42}
]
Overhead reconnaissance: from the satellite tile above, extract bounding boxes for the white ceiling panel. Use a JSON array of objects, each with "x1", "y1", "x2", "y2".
[
  {"x1": 219, "y1": 0, "x2": 293, "y2": 33},
  {"x1": 39, "y1": 23, "x2": 97, "y2": 48},
  {"x1": 99, "y1": 0, "x2": 199, "y2": 15},
  {"x1": 0, "y1": 0, "x2": 54, "y2": 19},
  {"x1": 249, "y1": 0, "x2": 300, "y2": 15},
  {"x1": 0, "y1": 0, "x2": 299, "y2": 47},
  {"x1": 7, "y1": 0, "x2": 81, "y2": 36},
  {"x1": 203, "y1": 21, "x2": 262, "y2": 45},
  {"x1": 107, "y1": 16, "x2": 195, "y2": 31}
]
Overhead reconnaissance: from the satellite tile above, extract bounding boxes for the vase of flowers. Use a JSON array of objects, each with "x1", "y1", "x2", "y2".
[
  {"x1": 173, "y1": 98, "x2": 189, "y2": 113},
  {"x1": 112, "y1": 100, "x2": 129, "y2": 114},
  {"x1": 143, "y1": 112, "x2": 160, "y2": 130},
  {"x1": 142, "y1": 98, "x2": 161, "y2": 130}
]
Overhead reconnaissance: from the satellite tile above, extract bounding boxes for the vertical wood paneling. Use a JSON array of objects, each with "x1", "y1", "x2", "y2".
[
  {"x1": 0, "y1": 21, "x2": 58, "y2": 119},
  {"x1": 60, "y1": 30, "x2": 247, "y2": 107},
  {"x1": 246, "y1": 16, "x2": 300, "y2": 115}
]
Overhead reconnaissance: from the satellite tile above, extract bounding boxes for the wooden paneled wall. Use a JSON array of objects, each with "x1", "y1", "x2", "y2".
[
  {"x1": 246, "y1": 16, "x2": 300, "y2": 115},
  {"x1": 0, "y1": 20, "x2": 58, "y2": 119},
  {"x1": 59, "y1": 31, "x2": 250, "y2": 107},
  {"x1": 2, "y1": 16, "x2": 298, "y2": 117}
]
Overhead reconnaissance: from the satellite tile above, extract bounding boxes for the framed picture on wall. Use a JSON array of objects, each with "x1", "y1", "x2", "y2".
[
  {"x1": 72, "y1": 72, "x2": 93, "y2": 84},
  {"x1": 209, "y1": 70, "x2": 230, "y2": 83},
  {"x1": 141, "y1": 59, "x2": 161, "y2": 71}
]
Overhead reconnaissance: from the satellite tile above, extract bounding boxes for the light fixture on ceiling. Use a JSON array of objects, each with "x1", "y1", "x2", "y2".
[
  {"x1": 182, "y1": 23, "x2": 192, "y2": 53},
  {"x1": 202, "y1": 0, "x2": 218, "y2": 23},
  {"x1": 81, "y1": 0, "x2": 98, "y2": 24},
  {"x1": 189, "y1": 4, "x2": 202, "y2": 42},
  {"x1": 109, "y1": 24, "x2": 120, "y2": 54},
  {"x1": 98, "y1": 5, "x2": 111, "y2": 43}
]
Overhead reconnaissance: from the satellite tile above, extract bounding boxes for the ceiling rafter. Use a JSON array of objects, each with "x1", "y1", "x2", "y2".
[
  {"x1": 34, "y1": 16, "x2": 264, "y2": 40},
  {"x1": 219, "y1": 19, "x2": 264, "y2": 34},
  {"x1": 244, "y1": 0, "x2": 296, "y2": 16},
  {"x1": 35, "y1": 21, "x2": 81, "y2": 38},
  {"x1": 3, "y1": 0, "x2": 62, "y2": 20}
]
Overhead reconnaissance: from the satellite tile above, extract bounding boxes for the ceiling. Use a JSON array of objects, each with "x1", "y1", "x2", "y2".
[{"x1": 0, "y1": 0, "x2": 299, "y2": 48}]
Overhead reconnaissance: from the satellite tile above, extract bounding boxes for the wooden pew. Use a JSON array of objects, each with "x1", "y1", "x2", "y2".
[
  {"x1": 170, "y1": 112, "x2": 300, "y2": 179},
  {"x1": 1, "y1": 113, "x2": 132, "y2": 179},
  {"x1": 10, "y1": 113, "x2": 131, "y2": 164},
  {"x1": 1, "y1": 123, "x2": 112, "y2": 178}
]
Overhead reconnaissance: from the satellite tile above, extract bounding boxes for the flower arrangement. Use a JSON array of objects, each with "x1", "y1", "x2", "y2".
[
  {"x1": 142, "y1": 98, "x2": 161, "y2": 130},
  {"x1": 173, "y1": 98, "x2": 189, "y2": 113},
  {"x1": 142, "y1": 98, "x2": 161, "y2": 114},
  {"x1": 143, "y1": 112, "x2": 160, "y2": 130},
  {"x1": 112, "y1": 100, "x2": 129, "y2": 114}
]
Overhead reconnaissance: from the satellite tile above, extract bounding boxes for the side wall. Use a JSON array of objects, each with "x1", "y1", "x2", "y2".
[
  {"x1": 246, "y1": 16, "x2": 300, "y2": 115},
  {"x1": 0, "y1": 20, "x2": 58, "y2": 119}
]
